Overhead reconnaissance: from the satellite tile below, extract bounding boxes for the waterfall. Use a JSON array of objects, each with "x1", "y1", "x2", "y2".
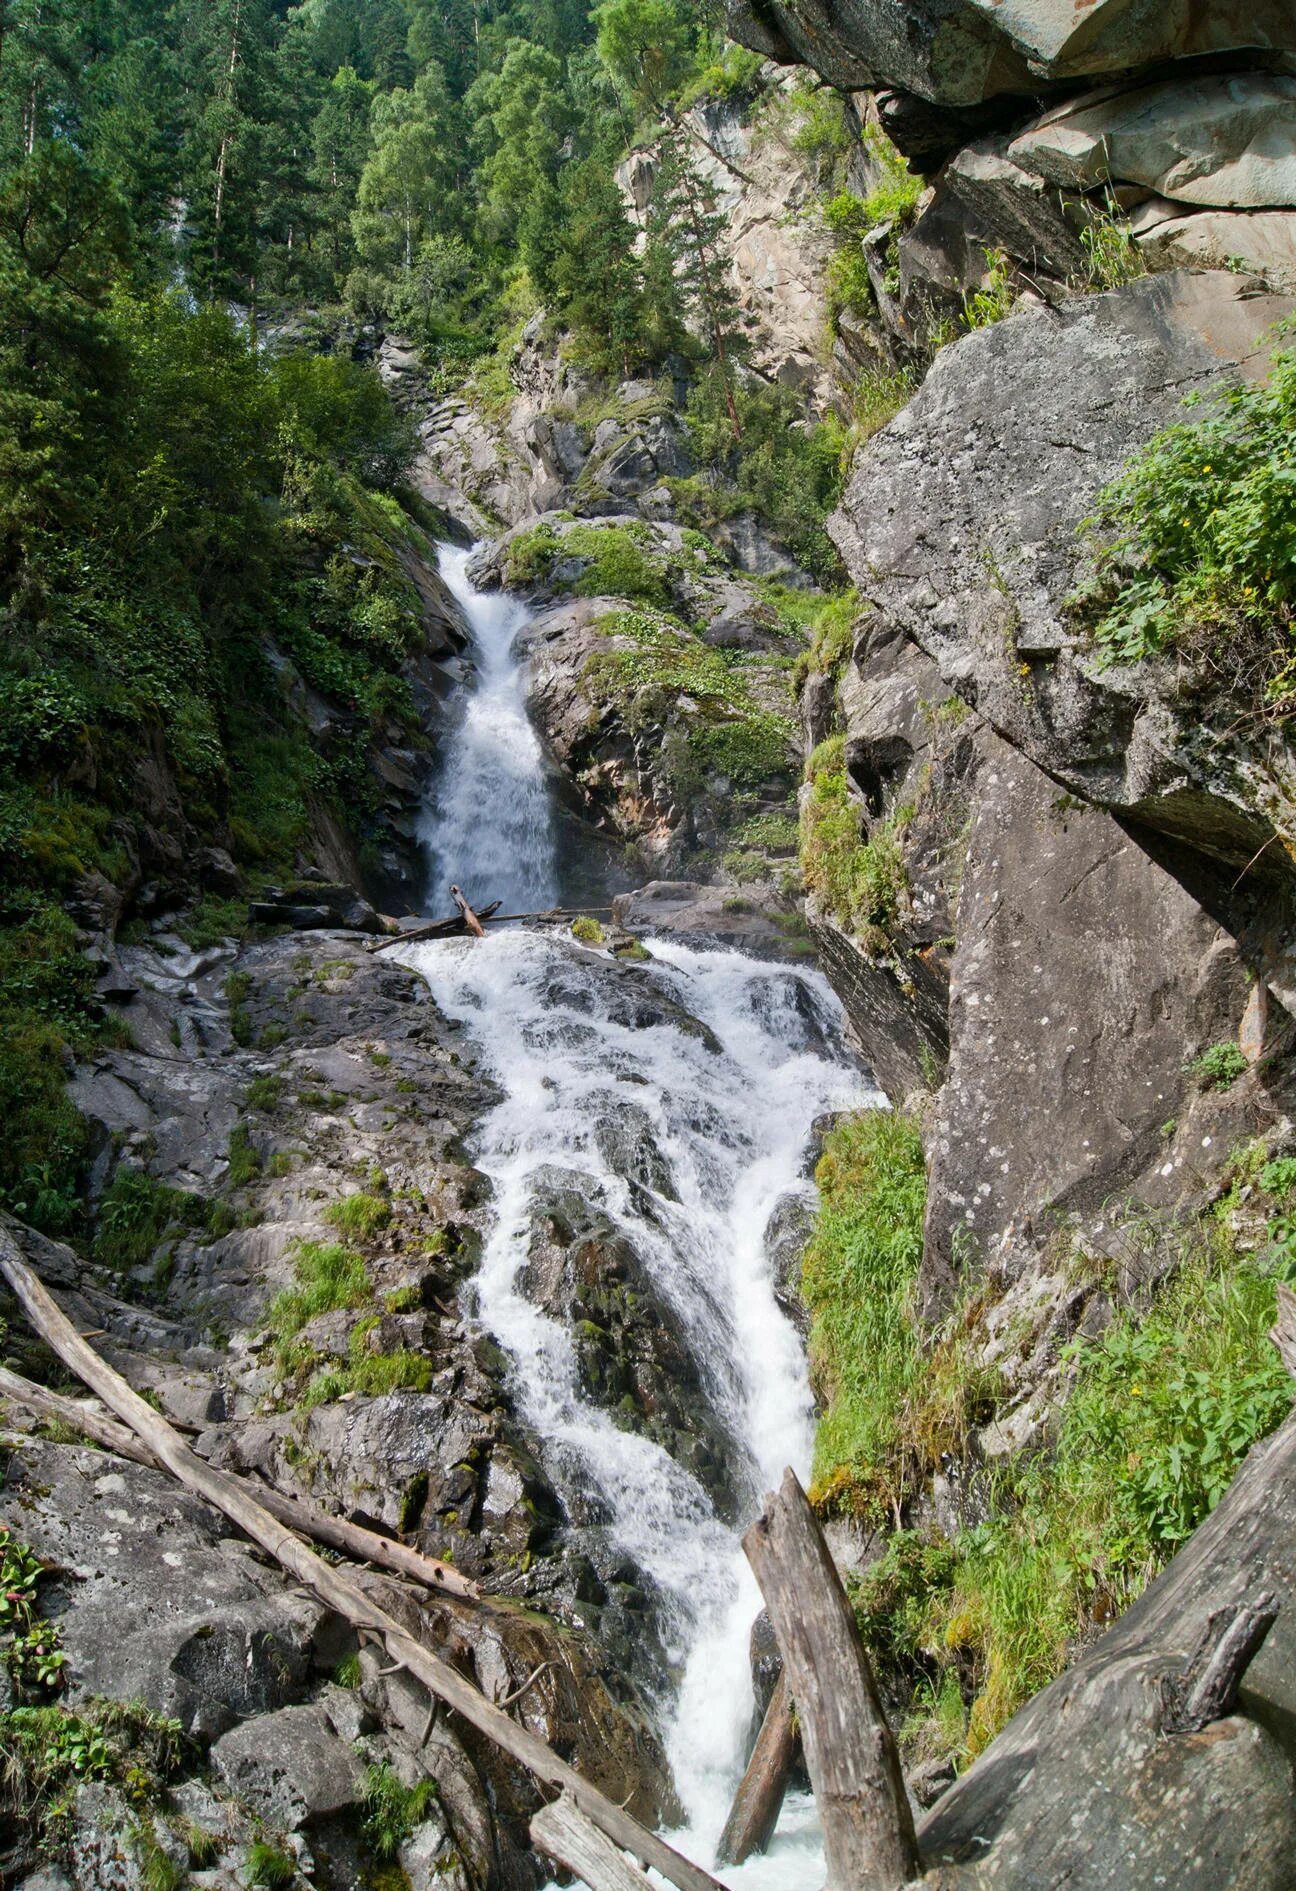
[
  {"x1": 409, "y1": 547, "x2": 878, "y2": 1883},
  {"x1": 419, "y1": 544, "x2": 560, "y2": 913}
]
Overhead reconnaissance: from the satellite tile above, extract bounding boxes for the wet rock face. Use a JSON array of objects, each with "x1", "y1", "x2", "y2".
[
  {"x1": 4, "y1": 929, "x2": 681, "y2": 1883},
  {"x1": 521, "y1": 1172, "x2": 743, "y2": 1515}
]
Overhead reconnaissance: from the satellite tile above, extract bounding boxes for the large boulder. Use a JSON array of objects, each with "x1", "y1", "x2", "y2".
[
  {"x1": 828, "y1": 269, "x2": 1296, "y2": 991},
  {"x1": 725, "y1": 0, "x2": 1296, "y2": 107},
  {"x1": 1010, "y1": 73, "x2": 1296, "y2": 208}
]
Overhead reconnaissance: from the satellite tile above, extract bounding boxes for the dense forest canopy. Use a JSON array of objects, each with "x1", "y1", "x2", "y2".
[{"x1": 0, "y1": 0, "x2": 847, "y2": 1231}]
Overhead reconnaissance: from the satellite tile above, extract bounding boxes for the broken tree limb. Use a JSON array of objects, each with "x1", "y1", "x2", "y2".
[
  {"x1": 715, "y1": 1668, "x2": 798, "y2": 1867},
  {"x1": 0, "y1": 1362, "x2": 479, "y2": 1600},
  {"x1": 0, "y1": 1232, "x2": 723, "y2": 1891},
  {"x1": 1162, "y1": 1592, "x2": 1279, "y2": 1734},
  {"x1": 450, "y1": 884, "x2": 486, "y2": 937},
  {"x1": 1270, "y1": 1281, "x2": 1296, "y2": 1376},
  {"x1": 744, "y1": 1469, "x2": 921, "y2": 1891},
  {"x1": 367, "y1": 904, "x2": 615, "y2": 953},
  {"x1": 532, "y1": 1791, "x2": 659, "y2": 1891}
]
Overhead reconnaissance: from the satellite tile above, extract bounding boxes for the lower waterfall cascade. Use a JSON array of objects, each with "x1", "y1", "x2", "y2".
[{"x1": 408, "y1": 545, "x2": 879, "y2": 1880}]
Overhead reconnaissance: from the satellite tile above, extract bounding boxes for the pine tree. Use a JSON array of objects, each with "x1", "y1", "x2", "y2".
[{"x1": 647, "y1": 128, "x2": 744, "y2": 437}]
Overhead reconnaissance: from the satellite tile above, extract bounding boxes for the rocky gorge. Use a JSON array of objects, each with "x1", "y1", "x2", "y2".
[{"x1": 5, "y1": 3, "x2": 1296, "y2": 1888}]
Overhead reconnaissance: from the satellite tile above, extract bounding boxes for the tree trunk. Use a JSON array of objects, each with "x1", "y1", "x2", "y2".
[
  {"x1": 744, "y1": 1469, "x2": 921, "y2": 1891},
  {"x1": 0, "y1": 1228, "x2": 723, "y2": 1891},
  {"x1": 532, "y1": 1791, "x2": 658, "y2": 1891},
  {"x1": 715, "y1": 1669, "x2": 798, "y2": 1867}
]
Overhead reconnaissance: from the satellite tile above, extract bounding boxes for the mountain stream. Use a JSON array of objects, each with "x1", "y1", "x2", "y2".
[{"x1": 401, "y1": 545, "x2": 877, "y2": 1884}]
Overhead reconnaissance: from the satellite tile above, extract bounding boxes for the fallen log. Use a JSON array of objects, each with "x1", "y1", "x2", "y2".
[
  {"x1": 0, "y1": 1230, "x2": 723, "y2": 1891},
  {"x1": 715, "y1": 1668, "x2": 798, "y2": 1867},
  {"x1": 0, "y1": 1364, "x2": 479, "y2": 1599},
  {"x1": 368, "y1": 904, "x2": 615, "y2": 953},
  {"x1": 744, "y1": 1469, "x2": 920, "y2": 1891},
  {"x1": 532, "y1": 1791, "x2": 657, "y2": 1891}
]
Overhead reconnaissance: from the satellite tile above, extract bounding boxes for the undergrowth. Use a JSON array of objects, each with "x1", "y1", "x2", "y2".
[
  {"x1": 804, "y1": 1113, "x2": 1296, "y2": 1769},
  {"x1": 1078, "y1": 337, "x2": 1296, "y2": 684},
  {"x1": 800, "y1": 735, "x2": 909, "y2": 950}
]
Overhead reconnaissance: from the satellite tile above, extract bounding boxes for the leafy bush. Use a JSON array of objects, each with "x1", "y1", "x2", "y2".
[
  {"x1": 1191, "y1": 1041, "x2": 1247, "y2": 1090},
  {"x1": 0, "y1": 1697, "x2": 187, "y2": 1857},
  {"x1": 1083, "y1": 341, "x2": 1296, "y2": 669},
  {"x1": 93, "y1": 1167, "x2": 208, "y2": 1272}
]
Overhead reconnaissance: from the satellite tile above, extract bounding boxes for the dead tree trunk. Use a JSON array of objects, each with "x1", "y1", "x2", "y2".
[
  {"x1": 0, "y1": 1229, "x2": 723, "y2": 1891},
  {"x1": 716, "y1": 1668, "x2": 798, "y2": 1866},
  {"x1": 0, "y1": 1364, "x2": 478, "y2": 1598},
  {"x1": 532, "y1": 1792, "x2": 658, "y2": 1891},
  {"x1": 744, "y1": 1469, "x2": 920, "y2": 1891}
]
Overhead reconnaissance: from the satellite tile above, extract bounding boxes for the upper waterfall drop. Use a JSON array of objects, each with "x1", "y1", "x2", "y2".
[{"x1": 420, "y1": 543, "x2": 560, "y2": 914}]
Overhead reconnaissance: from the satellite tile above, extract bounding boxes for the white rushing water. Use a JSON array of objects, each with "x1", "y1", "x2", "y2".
[
  {"x1": 418, "y1": 544, "x2": 560, "y2": 913},
  {"x1": 409, "y1": 548, "x2": 878, "y2": 1885}
]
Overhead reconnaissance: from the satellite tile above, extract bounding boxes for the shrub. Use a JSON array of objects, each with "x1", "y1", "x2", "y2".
[
  {"x1": 1191, "y1": 1041, "x2": 1247, "y2": 1090},
  {"x1": 1082, "y1": 340, "x2": 1296, "y2": 669},
  {"x1": 571, "y1": 916, "x2": 604, "y2": 945},
  {"x1": 93, "y1": 1167, "x2": 206, "y2": 1272}
]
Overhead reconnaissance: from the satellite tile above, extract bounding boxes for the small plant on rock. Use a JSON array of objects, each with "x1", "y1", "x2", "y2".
[{"x1": 1190, "y1": 1041, "x2": 1247, "y2": 1090}]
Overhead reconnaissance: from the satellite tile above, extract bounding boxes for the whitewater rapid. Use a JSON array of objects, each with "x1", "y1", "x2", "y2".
[{"x1": 407, "y1": 546, "x2": 877, "y2": 1881}]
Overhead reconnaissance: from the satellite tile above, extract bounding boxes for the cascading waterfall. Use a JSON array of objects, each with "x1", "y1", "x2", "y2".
[
  {"x1": 407, "y1": 547, "x2": 878, "y2": 1884},
  {"x1": 418, "y1": 544, "x2": 560, "y2": 914}
]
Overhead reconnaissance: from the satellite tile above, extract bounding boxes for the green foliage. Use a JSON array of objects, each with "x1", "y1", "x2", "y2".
[
  {"x1": 682, "y1": 376, "x2": 846, "y2": 582},
  {"x1": 227, "y1": 1123, "x2": 263, "y2": 1188},
  {"x1": 93, "y1": 1167, "x2": 208, "y2": 1272},
  {"x1": 267, "y1": 1240, "x2": 372, "y2": 1345},
  {"x1": 1083, "y1": 342, "x2": 1296, "y2": 671},
  {"x1": 1191, "y1": 1041, "x2": 1248, "y2": 1090},
  {"x1": 961, "y1": 247, "x2": 1016, "y2": 330},
  {"x1": 362, "y1": 1760, "x2": 438, "y2": 1858},
  {"x1": 801, "y1": 1111, "x2": 932, "y2": 1514},
  {"x1": 247, "y1": 1841, "x2": 298, "y2": 1888},
  {"x1": 590, "y1": 609, "x2": 797, "y2": 793},
  {"x1": 805, "y1": 1123, "x2": 1296, "y2": 1765},
  {"x1": 0, "y1": 1525, "x2": 67, "y2": 1697},
  {"x1": 324, "y1": 1192, "x2": 393, "y2": 1241},
  {"x1": 791, "y1": 590, "x2": 859, "y2": 688},
  {"x1": 0, "y1": 1694, "x2": 186, "y2": 1856},
  {"x1": 505, "y1": 520, "x2": 673, "y2": 606},
  {"x1": 800, "y1": 737, "x2": 909, "y2": 950},
  {"x1": 571, "y1": 916, "x2": 605, "y2": 944}
]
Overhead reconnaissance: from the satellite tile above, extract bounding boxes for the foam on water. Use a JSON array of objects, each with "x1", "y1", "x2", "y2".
[{"x1": 409, "y1": 546, "x2": 880, "y2": 1887}]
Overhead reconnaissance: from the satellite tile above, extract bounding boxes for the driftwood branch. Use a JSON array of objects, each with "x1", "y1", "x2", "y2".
[
  {"x1": 0, "y1": 1229, "x2": 722, "y2": 1891},
  {"x1": 450, "y1": 885, "x2": 486, "y2": 937},
  {"x1": 716, "y1": 1668, "x2": 798, "y2": 1866},
  {"x1": 368, "y1": 904, "x2": 614, "y2": 953},
  {"x1": 0, "y1": 1363, "x2": 477, "y2": 1599},
  {"x1": 1161, "y1": 1592, "x2": 1279, "y2": 1734},
  {"x1": 1270, "y1": 1282, "x2": 1296, "y2": 1377},
  {"x1": 744, "y1": 1469, "x2": 920, "y2": 1891},
  {"x1": 531, "y1": 1791, "x2": 658, "y2": 1891}
]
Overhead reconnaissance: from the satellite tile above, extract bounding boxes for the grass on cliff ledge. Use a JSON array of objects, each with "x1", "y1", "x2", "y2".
[
  {"x1": 807, "y1": 1111, "x2": 1296, "y2": 1768},
  {"x1": 589, "y1": 608, "x2": 797, "y2": 792},
  {"x1": 800, "y1": 735, "x2": 909, "y2": 951}
]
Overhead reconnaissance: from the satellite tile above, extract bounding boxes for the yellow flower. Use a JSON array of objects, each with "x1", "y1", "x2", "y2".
[{"x1": 1130, "y1": 1384, "x2": 1142, "y2": 1396}]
